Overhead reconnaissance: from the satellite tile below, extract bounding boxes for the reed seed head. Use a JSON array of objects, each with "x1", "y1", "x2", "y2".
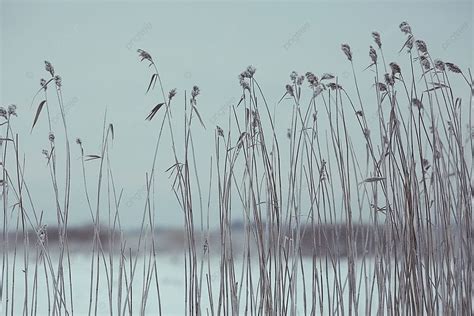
[
  {"x1": 389, "y1": 62, "x2": 401, "y2": 76},
  {"x1": 286, "y1": 84, "x2": 294, "y2": 97},
  {"x1": 376, "y1": 82, "x2": 387, "y2": 92},
  {"x1": 415, "y1": 40, "x2": 428, "y2": 53},
  {"x1": 327, "y1": 82, "x2": 342, "y2": 90},
  {"x1": 240, "y1": 65, "x2": 256, "y2": 79},
  {"x1": 369, "y1": 46, "x2": 377, "y2": 63},
  {"x1": 372, "y1": 31, "x2": 382, "y2": 48},
  {"x1": 54, "y1": 75, "x2": 62, "y2": 88},
  {"x1": 290, "y1": 71, "x2": 298, "y2": 82},
  {"x1": 399, "y1": 21, "x2": 412, "y2": 35},
  {"x1": 445, "y1": 62, "x2": 462, "y2": 73},
  {"x1": 40, "y1": 78, "x2": 47, "y2": 90},
  {"x1": 241, "y1": 80, "x2": 250, "y2": 91},
  {"x1": 44, "y1": 61, "x2": 54, "y2": 77},
  {"x1": 296, "y1": 75, "x2": 305, "y2": 86},
  {"x1": 305, "y1": 72, "x2": 319, "y2": 87},
  {"x1": 0, "y1": 107, "x2": 7, "y2": 119},
  {"x1": 384, "y1": 73, "x2": 395, "y2": 86},
  {"x1": 8, "y1": 104, "x2": 17, "y2": 117},
  {"x1": 137, "y1": 49, "x2": 153, "y2": 62},
  {"x1": 168, "y1": 88, "x2": 177, "y2": 101},
  {"x1": 341, "y1": 43, "x2": 352, "y2": 61},
  {"x1": 313, "y1": 85, "x2": 324, "y2": 98},
  {"x1": 434, "y1": 59, "x2": 445, "y2": 71},
  {"x1": 191, "y1": 85, "x2": 200, "y2": 99},
  {"x1": 419, "y1": 55, "x2": 430, "y2": 70}
]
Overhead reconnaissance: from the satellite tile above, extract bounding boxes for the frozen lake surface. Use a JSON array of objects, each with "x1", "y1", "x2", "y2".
[{"x1": 3, "y1": 252, "x2": 380, "y2": 315}]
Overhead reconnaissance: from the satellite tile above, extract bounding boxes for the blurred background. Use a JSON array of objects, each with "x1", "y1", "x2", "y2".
[{"x1": 1, "y1": 0, "x2": 472, "y2": 229}]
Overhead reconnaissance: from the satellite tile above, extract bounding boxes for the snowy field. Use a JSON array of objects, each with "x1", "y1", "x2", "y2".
[{"x1": 2, "y1": 252, "x2": 381, "y2": 315}]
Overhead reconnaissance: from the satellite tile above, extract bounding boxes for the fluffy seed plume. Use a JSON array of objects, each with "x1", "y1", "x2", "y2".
[
  {"x1": 445, "y1": 62, "x2": 462, "y2": 74},
  {"x1": 389, "y1": 62, "x2": 401, "y2": 76},
  {"x1": 168, "y1": 88, "x2": 177, "y2": 101},
  {"x1": 305, "y1": 72, "x2": 319, "y2": 87},
  {"x1": 296, "y1": 75, "x2": 304, "y2": 86},
  {"x1": 327, "y1": 82, "x2": 342, "y2": 90},
  {"x1": 372, "y1": 31, "x2": 382, "y2": 48},
  {"x1": 399, "y1": 21, "x2": 412, "y2": 35},
  {"x1": 384, "y1": 73, "x2": 395, "y2": 86},
  {"x1": 313, "y1": 85, "x2": 324, "y2": 98},
  {"x1": 341, "y1": 44, "x2": 352, "y2": 61},
  {"x1": 375, "y1": 82, "x2": 387, "y2": 92},
  {"x1": 434, "y1": 59, "x2": 445, "y2": 71},
  {"x1": 290, "y1": 71, "x2": 298, "y2": 82},
  {"x1": 44, "y1": 61, "x2": 54, "y2": 77},
  {"x1": 54, "y1": 75, "x2": 62, "y2": 88},
  {"x1": 240, "y1": 65, "x2": 256, "y2": 79},
  {"x1": 286, "y1": 84, "x2": 294, "y2": 97},
  {"x1": 191, "y1": 86, "x2": 200, "y2": 99},
  {"x1": 8, "y1": 104, "x2": 17, "y2": 117},
  {"x1": 369, "y1": 46, "x2": 377, "y2": 63},
  {"x1": 0, "y1": 107, "x2": 7, "y2": 119},
  {"x1": 419, "y1": 55, "x2": 430, "y2": 70},
  {"x1": 40, "y1": 78, "x2": 47, "y2": 90},
  {"x1": 415, "y1": 40, "x2": 428, "y2": 53},
  {"x1": 137, "y1": 49, "x2": 153, "y2": 63},
  {"x1": 241, "y1": 80, "x2": 250, "y2": 91}
]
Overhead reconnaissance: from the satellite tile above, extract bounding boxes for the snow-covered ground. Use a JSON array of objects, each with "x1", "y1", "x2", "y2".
[{"x1": 2, "y1": 252, "x2": 380, "y2": 315}]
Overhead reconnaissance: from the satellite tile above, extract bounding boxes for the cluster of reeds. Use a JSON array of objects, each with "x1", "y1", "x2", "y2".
[{"x1": 1, "y1": 21, "x2": 472, "y2": 315}]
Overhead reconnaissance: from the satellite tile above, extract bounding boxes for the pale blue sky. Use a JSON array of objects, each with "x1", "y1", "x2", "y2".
[{"x1": 1, "y1": 1, "x2": 472, "y2": 228}]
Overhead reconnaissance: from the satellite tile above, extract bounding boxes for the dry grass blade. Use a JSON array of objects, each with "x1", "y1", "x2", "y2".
[
  {"x1": 31, "y1": 100, "x2": 46, "y2": 132},
  {"x1": 84, "y1": 154, "x2": 102, "y2": 161},
  {"x1": 398, "y1": 34, "x2": 414, "y2": 53},
  {"x1": 237, "y1": 95, "x2": 244, "y2": 107},
  {"x1": 192, "y1": 105, "x2": 206, "y2": 129},
  {"x1": 165, "y1": 162, "x2": 183, "y2": 173},
  {"x1": 109, "y1": 123, "x2": 114, "y2": 140},
  {"x1": 423, "y1": 82, "x2": 449, "y2": 92},
  {"x1": 145, "y1": 103, "x2": 165, "y2": 121},
  {"x1": 146, "y1": 74, "x2": 157, "y2": 94},
  {"x1": 359, "y1": 176, "x2": 386, "y2": 185}
]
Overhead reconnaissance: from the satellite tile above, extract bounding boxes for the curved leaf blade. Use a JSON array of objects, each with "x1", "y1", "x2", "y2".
[{"x1": 31, "y1": 100, "x2": 47, "y2": 132}]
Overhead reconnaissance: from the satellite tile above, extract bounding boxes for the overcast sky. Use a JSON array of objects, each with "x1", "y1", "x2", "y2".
[{"x1": 1, "y1": 0, "x2": 472, "y2": 229}]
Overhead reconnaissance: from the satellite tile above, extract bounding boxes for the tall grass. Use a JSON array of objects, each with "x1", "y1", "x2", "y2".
[{"x1": 0, "y1": 21, "x2": 472, "y2": 315}]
